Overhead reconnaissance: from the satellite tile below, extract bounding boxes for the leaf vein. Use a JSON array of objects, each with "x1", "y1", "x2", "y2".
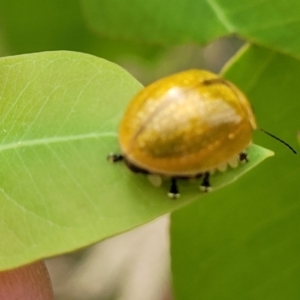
[{"x1": 0, "y1": 132, "x2": 116, "y2": 152}]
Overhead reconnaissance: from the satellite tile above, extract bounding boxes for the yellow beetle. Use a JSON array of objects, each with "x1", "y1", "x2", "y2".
[{"x1": 108, "y1": 69, "x2": 257, "y2": 198}]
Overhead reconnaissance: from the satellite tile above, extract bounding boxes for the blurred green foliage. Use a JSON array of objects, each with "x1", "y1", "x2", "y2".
[{"x1": 0, "y1": 0, "x2": 299, "y2": 299}]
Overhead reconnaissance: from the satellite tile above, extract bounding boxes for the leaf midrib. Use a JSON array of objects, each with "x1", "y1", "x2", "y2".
[{"x1": 0, "y1": 132, "x2": 116, "y2": 152}]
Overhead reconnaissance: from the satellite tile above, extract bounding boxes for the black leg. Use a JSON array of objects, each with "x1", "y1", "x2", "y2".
[
  {"x1": 239, "y1": 152, "x2": 248, "y2": 163},
  {"x1": 200, "y1": 172, "x2": 211, "y2": 192},
  {"x1": 107, "y1": 153, "x2": 123, "y2": 163},
  {"x1": 168, "y1": 178, "x2": 180, "y2": 199}
]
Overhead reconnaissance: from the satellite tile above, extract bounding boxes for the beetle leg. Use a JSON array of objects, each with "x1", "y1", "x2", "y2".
[
  {"x1": 107, "y1": 153, "x2": 123, "y2": 163},
  {"x1": 168, "y1": 178, "x2": 180, "y2": 199},
  {"x1": 239, "y1": 152, "x2": 248, "y2": 163},
  {"x1": 200, "y1": 172, "x2": 211, "y2": 192}
]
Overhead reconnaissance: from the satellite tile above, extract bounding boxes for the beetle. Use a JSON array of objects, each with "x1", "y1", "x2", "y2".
[{"x1": 107, "y1": 69, "x2": 296, "y2": 198}]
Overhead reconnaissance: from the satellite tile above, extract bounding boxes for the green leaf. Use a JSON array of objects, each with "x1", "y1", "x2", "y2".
[
  {"x1": 0, "y1": 0, "x2": 91, "y2": 54},
  {"x1": 171, "y1": 45, "x2": 300, "y2": 300},
  {"x1": 215, "y1": 0, "x2": 300, "y2": 59},
  {"x1": 80, "y1": 0, "x2": 228, "y2": 45},
  {"x1": 80, "y1": 0, "x2": 300, "y2": 58},
  {"x1": 0, "y1": 51, "x2": 271, "y2": 270},
  {"x1": 0, "y1": 0, "x2": 162, "y2": 61}
]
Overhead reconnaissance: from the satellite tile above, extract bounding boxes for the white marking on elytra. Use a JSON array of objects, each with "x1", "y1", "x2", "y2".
[
  {"x1": 217, "y1": 162, "x2": 228, "y2": 172},
  {"x1": 147, "y1": 174, "x2": 162, "y2": 187},
  {"x1": 228, "y1": 155, "x2": 239, "y2": 168}
]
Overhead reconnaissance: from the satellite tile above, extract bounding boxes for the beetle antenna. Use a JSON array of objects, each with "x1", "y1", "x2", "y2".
[{"x1": 259, "y1": 128, "x2": 297, "y2": 154}]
